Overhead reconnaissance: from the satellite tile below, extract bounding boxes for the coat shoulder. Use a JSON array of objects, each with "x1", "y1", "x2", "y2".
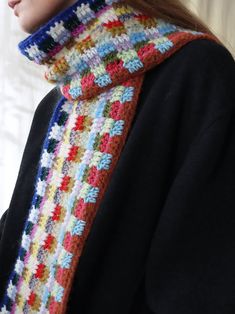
[
  {"x1": 34, "y1": 86, "x2": 62, "y2": 118},
  {"x1": 142, "y1": 38, "x2": 235, "y2": 118},
  {"x1": 138, "y1": 38, "x2": 235, "y2": 153},
  {"x1": 169, "y1": 38, "x2": 235, "y2": 73},
  {"x1": 147, "y1": 38, "x2": 235, "y2": 83}
]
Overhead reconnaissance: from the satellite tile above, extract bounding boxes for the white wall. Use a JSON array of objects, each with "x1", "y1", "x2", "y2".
[
  {"x1": 0, "y1": 2, "x2": 50, "y2": 214},
  {"x1": 185, "y1": 0, "x2": 235, "y2": 55},
  {"x1": 0, "y1": 0, "x2": 234, "y2": 215}
]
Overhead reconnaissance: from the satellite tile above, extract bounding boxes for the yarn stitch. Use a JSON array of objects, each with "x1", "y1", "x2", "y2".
[{"x1": 0, "y1": 0, "x2": 218, "y2": 313}]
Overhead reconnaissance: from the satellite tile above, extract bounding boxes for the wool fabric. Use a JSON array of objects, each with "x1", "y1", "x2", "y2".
[{"x1": 0, "y1": 0, "x2": 217, "y2": 313}]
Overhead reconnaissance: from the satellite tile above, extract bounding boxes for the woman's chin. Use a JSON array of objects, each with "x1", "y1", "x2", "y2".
[{"x1": 18, "y1": 18, "x2": 43, "y2": 34}]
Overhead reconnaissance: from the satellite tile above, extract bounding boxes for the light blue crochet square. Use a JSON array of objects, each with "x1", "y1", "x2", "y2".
[
  {"x1": 67, "y1": 194, "x2": 76, "y2": 214},
  {"x1": 97, "y1": 153, "x2": 112, "y2": 170},
  {"x1": 97, "y1": 42, "x2": 116, "y2": 58},
  {"x1": 110, "y1": 120, "x2": 125, "y2": 136},
  {"x1": 69, "y1": 86, "x2": 82, "y2": 99},
  {"x1": 95, "y1": 98, "x2": 107, "y2": 118},
  {"x1": 42, "y1": 287, "x2": 50, "y2": 306},
  {"x1": 58, "y1": 229, "x2": 65, "y2": 245},
  {"x1": 158, "y1": 24, "x2": 177, "y2": 36},
  {"x1": 71, "y1": 219, "x2": 86, "y2": 236},
  {"x1": 130, "y1": 31, "x2": 147, "y2": 45},
  {"x1": 61, "y1": 252, "x2": 73, "y2": 269},
  {"x1": 94, "y1": 73, "x2": 112, "y2": 87},
  {"x1": 49, "y1": 263, "x2": 56, "y2": 277},
  {"x1": 76, "y1": 60, "x2": 89, "y2": 74},
  {"x1": 121, "y1": 87, "x2": 134, "y2": 103},
  {"x1": 124, "y1": 58, "x2": 143, "y2": 73},
  {"x1": 87, "y1": 132, "x2": 97, "y2": 150},
  {"x1": 106, "y1": 0, "x2": 119, "y2": 5},
  {"x1": 76, "y1": 163, "x2": 87, "y2": 181},
  {"x1": 155, "y1": 39, "x2": 174, "y2": 54},
  {"x1": 84, "y1": 186, "x2": 99, "y2": 203},
  {"x1": 55, "y1": 285, "x2": 64, "y2": 302},
  {"x1": 7, "y1": 281, "x2": 17, "y2": 300}
]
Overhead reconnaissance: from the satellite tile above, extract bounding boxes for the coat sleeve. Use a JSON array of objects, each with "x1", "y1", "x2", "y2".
[
  {"x1": 144, "y1": 42, "x2": 235, "y2": 314},
  {"x1": 0, "y1": 210, "x2": 8, "y2": 242}
]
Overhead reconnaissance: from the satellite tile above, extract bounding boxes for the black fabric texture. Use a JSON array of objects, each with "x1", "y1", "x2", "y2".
[{"x1": 0, "y1": 38, "x2": 235, "y2": 313}]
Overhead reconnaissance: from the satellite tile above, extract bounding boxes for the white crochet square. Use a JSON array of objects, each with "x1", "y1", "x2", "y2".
[
  {"x1": 49, "y1": 123, "x2": 65, "y2": 141},
  {"x1": 82, "y1": 47, "x2": 101, "y2": 68},
  {"x1": 33, "y1": 224, "x2": 48, "y2": 245},
  {"x1": 68, "y1": 109, "x2": 80, "y2": 130},
  {"x1": 43, "y1": 199, "x2": 56, "y2": 216},
  {"x1": 66, "y1": 215, "x2": 76, "y2": 236},
  {"x1": 78, "y1": 182, "x2": 90, "y2": 199},
  {"x1": 61, "y1": 100, "x2": 74, "y2": 114},
  {"x1": 7, "y1": 281, "x2": 17, "y2": 300},
  {"x1": 26, "y1": 255, "x2": 39, "y2": 275},
  {"x1": 58, "y1": 142, "x2": 71, "y2": 159},
  {"x1": 98, "y1": 6, "x2": 117, "y2": 24},
  {"x1": 81, "y1": 149, "x2": 94, "y2": 165},
  {"x1": 50, "y1": 170, "x2": 64, "y2": 187},
  {"x1": 41, "y1": 150, "x2": 54, "y2": 168},
  {"x1": 110, "y1": 85, "x2": 125, "y2": 102},
  {"x1": 18, "y1": 280, "x2": 31, "y2": 300},
  {"x1": 15, "y1": 258, "x2": 24, "y2": 275},
  {"x1": 92, "y1": 63, "x2": 107, "y2": 78},
  {"x1": 89, "y1": 151, "x2": 103, "y2": 167},
  {"x1": 100, "y1": 117, "x2": 114, "y2": 135},
  {"x1": 28, "y1": 205, "x2": 39, "y2": 224},
  {"x1": 112, "y1": 33, "x2": 132, "y2": 53},
  {"x1": 46, "y1": 21, "x2": 70, "y2": 45},
  {"x1": 36, "y1": 178, "x2": 47, "y2": 197},
  {"x1": 78, "y1": 131, "x2": 90, "y2": 148},
  {"x1": 25, "y1": 43, "x2": 47, "y2": 61},
  {"x1": 0, "y1": 305, "x2": 9, "y2": 314},
  {"x1": 22, "y1": 232, "x2": 31, "y2": 251},
  {"x1": 75, "y1": 3, "x2": 96, "y2": 25},
  {"x1": 91, "y1": 117, "x2": 106, "y2": 133}
]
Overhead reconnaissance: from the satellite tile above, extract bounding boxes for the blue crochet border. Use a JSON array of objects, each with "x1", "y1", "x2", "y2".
[
  {"x1": 18, "y1": 0, "x2": 110, "y2": 60},
  {"x1": 0, "y1": 95, "x2": 66, "y2": 311}
]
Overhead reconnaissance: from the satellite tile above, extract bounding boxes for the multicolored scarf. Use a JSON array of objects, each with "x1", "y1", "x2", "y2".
[{"x1": 0, "y1": 0, "x2": 217, "y2": 313}]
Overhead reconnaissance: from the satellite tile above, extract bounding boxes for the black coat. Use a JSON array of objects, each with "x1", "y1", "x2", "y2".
[{"x1": 1, "y1": 38, "x2": 235, "y2": 314}]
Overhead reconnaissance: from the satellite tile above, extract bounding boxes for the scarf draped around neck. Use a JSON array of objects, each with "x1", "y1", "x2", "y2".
[{"x1": 0, "y1": 0, "x2": 217, "y2": 313}]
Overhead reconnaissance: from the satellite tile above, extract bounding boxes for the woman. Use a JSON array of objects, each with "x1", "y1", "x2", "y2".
[{"x1": 0, "y1": 0, "x2": 235, "y2": 313}]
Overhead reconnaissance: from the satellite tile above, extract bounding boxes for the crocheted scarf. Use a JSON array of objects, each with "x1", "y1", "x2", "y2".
[{"x1": 0, "y1": 0, "x2": 217, "y2": 313}]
